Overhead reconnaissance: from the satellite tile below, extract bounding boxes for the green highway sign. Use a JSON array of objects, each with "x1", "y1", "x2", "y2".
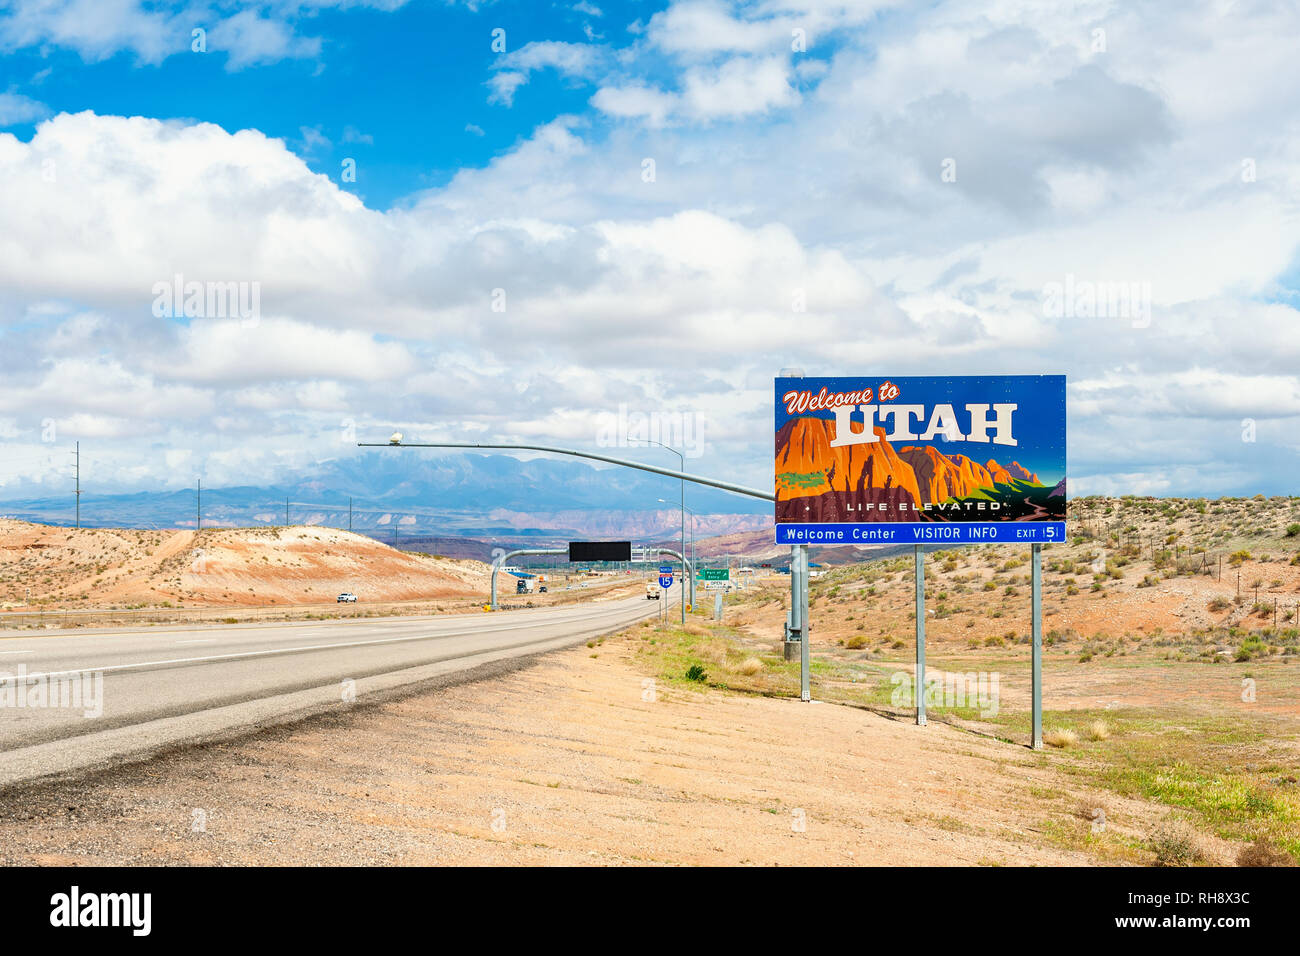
[{"x1": 697, "y1": 568, "x2": 730, "y2": 581}]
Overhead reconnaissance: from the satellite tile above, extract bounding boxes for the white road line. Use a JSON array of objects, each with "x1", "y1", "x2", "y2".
[
  {"x1": 0, "y1": 650, "x2": 33, "y2": 656},
  {"x1": 5, "y1": 602, "x2": 647, "y2": 681},
  {"x1": 174, "y1": 639, "x2": 216, "y2": 644}
]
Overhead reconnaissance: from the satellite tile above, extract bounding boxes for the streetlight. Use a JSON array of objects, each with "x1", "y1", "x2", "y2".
[
  {"x1": 630, "y1": 437, "x2": 686, "y2": 626},
  {"x1": 357, "y1": 438, "x2": 817, "y2": 699},
  {"x1": 361, "y1": 437, "x2": 777, "y2": 634}
]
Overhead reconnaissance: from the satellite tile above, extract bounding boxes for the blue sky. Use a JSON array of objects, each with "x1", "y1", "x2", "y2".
[
  {"x1": 0, "y1": 0, "x2": 1298, "y2": 506},
  {"x1": 0, "y1": 2, "x2": 675, "y2": 207}
]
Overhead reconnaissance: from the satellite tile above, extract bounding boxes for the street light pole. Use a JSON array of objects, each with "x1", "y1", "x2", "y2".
[
  {"x1": 358, "y1": 438, "x2": 778, "y2": 653},
  {"x1": 660, "y1": 498, "x2": 699, "y2": 609},
  {"x1": 629, "y1": 438, "x2": 686, "y2": 627}
]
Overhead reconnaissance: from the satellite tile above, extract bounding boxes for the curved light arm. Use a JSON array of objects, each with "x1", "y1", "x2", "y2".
[{"x1": 358, "y1": 441, "x2": 774, "y2": 502}]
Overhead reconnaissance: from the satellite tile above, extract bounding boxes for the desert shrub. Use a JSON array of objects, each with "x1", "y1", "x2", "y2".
[
  {"x1": 1149, "y1": 821, "x2": 1206, "y2": 867},
  {"x1": 1236, "y1": 841, "x2": 1293, "y2": 867}
]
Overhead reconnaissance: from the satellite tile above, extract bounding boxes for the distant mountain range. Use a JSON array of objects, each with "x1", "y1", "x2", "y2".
[
  {"x1": 774, "y1": 418, "x2": 1065, "y2": 523},
  {"x1": 0, "y1": 452, "x2": 771, "y2": 541}
]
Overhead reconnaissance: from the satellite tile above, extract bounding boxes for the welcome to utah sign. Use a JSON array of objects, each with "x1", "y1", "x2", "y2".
[{"x1": 774, "y1": 375, "x2": 1066, "y2": 545}]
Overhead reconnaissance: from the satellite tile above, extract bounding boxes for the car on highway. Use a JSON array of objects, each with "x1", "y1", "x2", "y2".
[
  {"x1": 646, "y1": 583, "x2": 660, "y2": 600},
  {"x1": 336, "y1": 592, "x2": 357, "y2": 603},
  {"x1": 538, "y1": 585, "x2": 547, "y2": 593}
]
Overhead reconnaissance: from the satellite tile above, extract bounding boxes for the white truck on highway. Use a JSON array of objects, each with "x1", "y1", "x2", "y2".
[{"x1": 646, "y1": 583, "x2": 660, "y2": 600}]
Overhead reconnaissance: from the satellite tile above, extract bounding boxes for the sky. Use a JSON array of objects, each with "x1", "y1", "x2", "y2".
[{"x1": 0, "y1": 0, "x2": 1298, "y2": 507}]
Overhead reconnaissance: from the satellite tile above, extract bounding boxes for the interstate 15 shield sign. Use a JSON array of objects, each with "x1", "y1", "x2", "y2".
[{"x1": 774, "y1": 375, "x2": 1066, "y2": 545}]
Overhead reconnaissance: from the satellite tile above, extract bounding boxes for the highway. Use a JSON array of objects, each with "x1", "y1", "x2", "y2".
[{"x1": 0, "y1": 593, "x2": 666, "y2": 787}]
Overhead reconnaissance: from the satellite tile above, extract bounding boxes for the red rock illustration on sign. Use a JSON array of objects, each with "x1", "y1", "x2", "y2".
[{"x1": 775, "y1": 416, "x2": 1058, "y2": 524}]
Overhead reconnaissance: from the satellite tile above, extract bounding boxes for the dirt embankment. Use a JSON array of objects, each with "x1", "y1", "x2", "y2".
[{"x1": 0, "y1": 520, "x2": 489, "y2": 609}]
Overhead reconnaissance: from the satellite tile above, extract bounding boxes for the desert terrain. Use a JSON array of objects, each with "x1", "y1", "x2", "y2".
[
  {"x1": 0, "y1": 521, "x2": 492, "y2": 610},
  {"x1": 0, "y1": 496, "x2": 1296, "y2": 865}
]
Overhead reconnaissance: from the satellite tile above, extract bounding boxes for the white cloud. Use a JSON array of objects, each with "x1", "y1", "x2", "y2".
[
  {"x1": 208, "y1": 9, "x2": 321, "y2": 70},
  {"x1": 681, "y1": 55, "x2": 799, "y2": 118},
  {"x1": 0, "y1": 0, "x2": 180, "y2": 64},
  {"x1": 590, "y1": 83, "x2": 676, "y2": 126},
  {"x1": 3, "y1": 1, "x2": 1300, "y2": 498},
  {"x1": 156, "y1": 318, "x2": 417, "y2": 386},
  {"x1": 646, "y1": 0, "x2": 795, "y2": 56},
  {"x1": 592, "y1": 56, "x2": 800, "y2": 123},
  {"x1": 0, "y1": 90, "x2": 48, "y2": 126},
  {"x1": 487, "y1": 71, "x2": 528, "y2": 106},
  {"x1": 488, "y1": 40, "x2": 604, "y2": 106},
  {"x1": 0, "y1": 0, "x2": 405, "y2": 69}
]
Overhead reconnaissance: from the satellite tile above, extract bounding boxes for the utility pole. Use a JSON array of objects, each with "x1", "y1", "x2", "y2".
[
  {"x1": 348, "y1": 497, "x2": 353, "y2": 532},
  {"x1": 285, "y1": 496, "x2": 289, "y2": 527},
  {"x1": 74, "y1": 441, "x2": 81, "y2": 528},
  {"x1": 196, "y1": 479, "x2": 201, "y2": 531}
]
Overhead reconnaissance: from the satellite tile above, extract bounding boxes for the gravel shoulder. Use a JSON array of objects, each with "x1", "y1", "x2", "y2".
[{"x1": 0, "y1": 625, "x2": 1150, "y2": 866}]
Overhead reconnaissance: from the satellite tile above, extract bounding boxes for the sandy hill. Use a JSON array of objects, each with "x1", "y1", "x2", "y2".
[{"x1": 0, "y1": 520, "x2": 489, "y2": 609}]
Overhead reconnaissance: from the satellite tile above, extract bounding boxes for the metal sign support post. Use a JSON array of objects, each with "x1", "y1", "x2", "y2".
[
  {"x1": 915, "y1": 544, "x2": 926, "y2": 726},
  {"x1": 1031, "y1": 542, "x2": 1043, "y2": 750},
  {"x1": 655, "y1": 549, "x2": 692, "y2": 626},
  {"x1": 784, "y1": 551, "x2": 799, "y2": 660},
  {"x1": 798, "y1": 544, "x2": 810, "y2": 702}
]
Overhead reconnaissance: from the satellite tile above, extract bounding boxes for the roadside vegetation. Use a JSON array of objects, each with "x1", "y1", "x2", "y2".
[{"x1": 630, "y1": 495, "x2": 1300, "y2": 865}]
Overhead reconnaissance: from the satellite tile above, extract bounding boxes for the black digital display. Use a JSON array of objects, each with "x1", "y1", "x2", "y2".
[{"x1": 568, "y1": 541, "x2": 632, "y2": 562}]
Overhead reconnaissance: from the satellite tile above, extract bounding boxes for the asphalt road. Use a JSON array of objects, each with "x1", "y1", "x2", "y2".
[{"x1": 0, "y1": 592, "x2": 668, "y2": 786}]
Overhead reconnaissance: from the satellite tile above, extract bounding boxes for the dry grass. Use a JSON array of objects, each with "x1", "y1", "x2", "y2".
[
  {"x1": 737, "y1": 657, "x2": 764, "y2": 676},
  {"x1": 1043, "y1": 729, "x2": 1079, "y2": 749},
  {"x1": 1084, "y1": 720, "x2": 1111, "y2": 741}
]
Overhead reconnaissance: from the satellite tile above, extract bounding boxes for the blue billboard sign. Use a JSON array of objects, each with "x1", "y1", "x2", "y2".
[{"x1": 774, "y1": 375, "x2": 1066, "y2": 545}]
